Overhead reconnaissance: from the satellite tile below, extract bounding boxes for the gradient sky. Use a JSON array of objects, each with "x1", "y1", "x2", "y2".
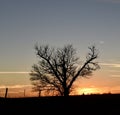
[{"x1": 0, "y1": 0, "x2": 120, "y2": 96}]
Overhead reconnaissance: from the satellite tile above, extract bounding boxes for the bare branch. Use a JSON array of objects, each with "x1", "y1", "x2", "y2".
[{"x1": 30, "y1": 44, "x2": 100, "y2": 96}]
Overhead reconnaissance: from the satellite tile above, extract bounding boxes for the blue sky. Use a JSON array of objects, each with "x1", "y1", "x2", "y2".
[{"x1": 0, "y1": 0, "x2": 120, "y2": 96}]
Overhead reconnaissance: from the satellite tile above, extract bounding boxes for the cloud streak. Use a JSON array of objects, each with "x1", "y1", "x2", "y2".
[
  {"x1": 110, "y1": 75, "x2": 120, "y2": 78},
  {"x1": 100, "y1": 62, "x2": 120, "y2": 68},
  {"x1": 0, "y1": 72, "x2": 30, "y2": 74},
  {"x1": 0, "y1": 84, "x2": 32, "y2": 89},
  {"x1": 99, "y1": 41, "x2": 105, "y2": 45}
]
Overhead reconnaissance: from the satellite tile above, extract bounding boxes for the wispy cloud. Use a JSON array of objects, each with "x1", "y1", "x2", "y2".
[
  {"x1": 0, "y1": 72, "x2": 30, "y2": 74},
  {"x1": 110, "y1": 75, "x2": 120, "y2": 78},
  {"x1": 0, "y1": 84, "x2": 32, "y2": 89},
  {"x1": 100, "y1": 63, "x2": 120, "y2": 77},
  {"x1": 99, "y1": 41, "x2": 105, "y2": 45},
  {"x1": 107, "y1": 70, "x2": 120, "y2": 73},
  {"x1": 100, "y1": 62, "x2": 120, "y2": 68}
]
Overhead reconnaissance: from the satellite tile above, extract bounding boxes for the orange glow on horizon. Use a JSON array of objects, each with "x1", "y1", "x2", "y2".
[{"x1": 77, "y1": 87, "x2": 102, "y2": 95}]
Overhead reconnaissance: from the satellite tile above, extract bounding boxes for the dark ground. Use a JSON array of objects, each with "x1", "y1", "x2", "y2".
[{"x1": 0, "y1": 94, "x2": 120, "y2": 115}]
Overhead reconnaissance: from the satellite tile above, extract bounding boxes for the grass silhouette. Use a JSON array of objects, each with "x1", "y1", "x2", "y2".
[{"x1": 0, "y1": 94, "x2": 120, "y2": 114}]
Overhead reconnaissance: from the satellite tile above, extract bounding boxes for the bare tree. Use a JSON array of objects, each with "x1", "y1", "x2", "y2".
[{"x1": 30, "y1": 44, "x2": 100, "y2": 96}]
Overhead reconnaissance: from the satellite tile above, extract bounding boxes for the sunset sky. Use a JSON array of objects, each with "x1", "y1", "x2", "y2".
[{"x1": 0, "y1": 0, "x2": 120, "y2": 97}]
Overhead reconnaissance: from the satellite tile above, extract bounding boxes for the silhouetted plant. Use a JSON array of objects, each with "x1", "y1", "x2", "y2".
[{"x1": 30, "y1": 44, "x2": 100, "y2": 96}]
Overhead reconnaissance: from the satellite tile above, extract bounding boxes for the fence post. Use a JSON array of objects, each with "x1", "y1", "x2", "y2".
[
  {"x1": 24, "y1": 89, "x2": 25, "y2": 97},
  {"x1": 5, "y1": 88, "x2": 8, "y2": 98}
]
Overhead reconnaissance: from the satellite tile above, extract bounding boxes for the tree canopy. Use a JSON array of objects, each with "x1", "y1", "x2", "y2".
[{"x1": 30, "y1": 44, "x2": 100, "y2": 96}]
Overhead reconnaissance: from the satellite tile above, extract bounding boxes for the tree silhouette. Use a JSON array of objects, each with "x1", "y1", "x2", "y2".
[{"x1": 30, "y1": 44, "x2": 100, "y2": 96}]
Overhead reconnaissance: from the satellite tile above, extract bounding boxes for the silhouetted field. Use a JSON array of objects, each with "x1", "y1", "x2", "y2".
[{"x1": 0, "y1": 94, "x2": 120, "y2": 114}]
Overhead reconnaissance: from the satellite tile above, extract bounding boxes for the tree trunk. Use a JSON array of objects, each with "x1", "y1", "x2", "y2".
[
  {"x1": 38, "y1": 90, "x2": 41, "y2": 97},
  {"x1": 64, "y1": 88, "x2": 69, "y2": 96}
]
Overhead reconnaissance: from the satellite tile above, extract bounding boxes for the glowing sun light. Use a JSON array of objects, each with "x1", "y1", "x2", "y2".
[{"x1": 77, "y1": 88, "x2": 99, "y2": 95}]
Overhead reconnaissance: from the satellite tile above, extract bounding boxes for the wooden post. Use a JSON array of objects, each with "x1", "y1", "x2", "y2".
[
  {"x1": 24, "y1": 89, "x2": 25, "y2": 97},
  {"x1": 5, "y1": 88, "x2": 8, "y2": 98}
]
